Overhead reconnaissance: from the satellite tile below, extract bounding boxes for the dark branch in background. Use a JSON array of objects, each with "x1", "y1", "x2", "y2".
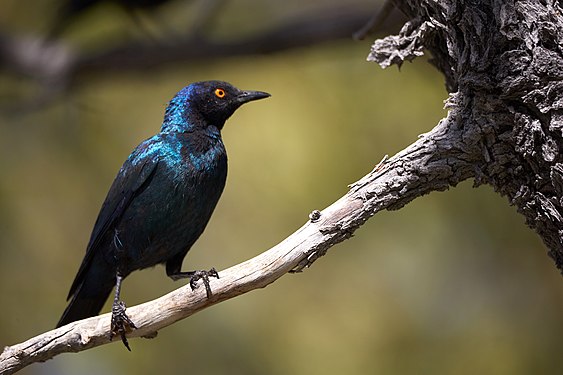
[
  {"x1": 47, "y1": 0, "x2": 176, "y2": 40},
  {"x1": 353, "y1": 0, "x2": 397, "y2": 40},
  {"x1": 77, "y1": 7, "x2": 375, "y2": 73},
  {"x1": 0, "y1": 5, "x2": 405, "y2": 111}
]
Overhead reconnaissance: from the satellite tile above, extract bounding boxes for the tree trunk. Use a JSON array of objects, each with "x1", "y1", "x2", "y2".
[{"x1": 369, "y1": 0, "x2": 563, "y2": 271}]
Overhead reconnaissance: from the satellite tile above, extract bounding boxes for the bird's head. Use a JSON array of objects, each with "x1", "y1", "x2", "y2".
[{"x1": 162, "y1": 81, "x2": 270, "y2": 133}]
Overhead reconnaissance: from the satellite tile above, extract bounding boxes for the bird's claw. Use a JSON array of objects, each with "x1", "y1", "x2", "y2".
[
  {"x1": 110, "y1": 300, "x2": 137, "y2": 351},
  {"x1": 189, "y1": 268, "x2": 219, "y2": 298}
]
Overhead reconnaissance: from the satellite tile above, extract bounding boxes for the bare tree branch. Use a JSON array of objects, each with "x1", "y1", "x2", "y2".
[{"x1": 0, "y1": 110, "x2": 467, "y2": 375}]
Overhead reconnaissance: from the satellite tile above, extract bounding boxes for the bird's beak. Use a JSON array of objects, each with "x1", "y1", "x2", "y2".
[{"x1": 236, "y1": 90, "x2": 271, "y2": 104}]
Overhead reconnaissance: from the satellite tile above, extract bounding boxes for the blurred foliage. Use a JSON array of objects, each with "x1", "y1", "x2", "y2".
[{"x1": 0, "y1": 1, "x2": 562, "y2": 374}]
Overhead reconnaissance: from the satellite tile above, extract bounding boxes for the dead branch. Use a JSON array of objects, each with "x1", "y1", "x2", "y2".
[{"x1": 0, "y1": 110, "x2": 468, "y2": 374}]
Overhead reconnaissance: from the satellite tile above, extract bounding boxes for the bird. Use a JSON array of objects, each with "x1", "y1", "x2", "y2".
[{"x1": 57, "y1": 80, "x2": 270, "y2": 350}]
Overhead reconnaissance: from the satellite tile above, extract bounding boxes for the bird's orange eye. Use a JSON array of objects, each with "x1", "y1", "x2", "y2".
[{"x1": 215, "y1": 88, "x2": 226, "y2": 98}]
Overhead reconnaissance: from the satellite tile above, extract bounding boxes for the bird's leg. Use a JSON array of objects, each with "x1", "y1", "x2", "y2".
[
  {"x1": 109, "y1": 273, "x2": 136, "y2": 351},
  {"x1": 189, "y1": 268, "x2": 219, "y2": 298},
  {"x1": 168, "y1": 268, "x2": 219, "y2": 298}
]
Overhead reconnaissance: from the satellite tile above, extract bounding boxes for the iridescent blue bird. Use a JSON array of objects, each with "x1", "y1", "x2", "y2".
[{"x1": 57, "y1": 81, "x2": 270, "y2": 349}]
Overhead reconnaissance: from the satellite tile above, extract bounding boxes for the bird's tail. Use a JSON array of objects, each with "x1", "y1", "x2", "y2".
[{"x1": 56, "y1": 265, "x2": 115, "y2": 328}]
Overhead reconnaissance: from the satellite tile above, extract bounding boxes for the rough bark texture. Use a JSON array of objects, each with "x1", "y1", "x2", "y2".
[
  {"x1": 370, "y1": 0, "x2": 563, "y2": 270},
  {"x1": 1, "y1": 0, "x2": 562, "y2": 373}
]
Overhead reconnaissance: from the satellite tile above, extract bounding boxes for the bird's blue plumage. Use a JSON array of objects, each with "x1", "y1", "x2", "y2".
[
  {"x1": 58, "y1": 81, "x2": 270, "y2": 328},
  {"x1": 161, "y1": 85, "x2": 197, "y2": 132}
]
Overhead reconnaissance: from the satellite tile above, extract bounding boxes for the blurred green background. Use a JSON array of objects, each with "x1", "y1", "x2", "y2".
[{"x1": 1, "y1": 1, "x2": 562, "y2": 374}]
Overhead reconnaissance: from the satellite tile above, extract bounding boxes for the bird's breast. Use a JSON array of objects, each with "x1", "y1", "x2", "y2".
[
  {"x1": 160, "y1": 137, "x2": 227, "y2": 208},
  {"x1": 114, "y1": 132, "x2": 228, "y2": 271}
]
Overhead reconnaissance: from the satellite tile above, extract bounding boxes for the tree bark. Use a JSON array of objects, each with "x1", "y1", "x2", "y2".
[
  {"x1": 2, "y1": 0, "x2": 562, "y2": 373},
  {"x1": 369, "y1": 0, "x2": 563, "y2": 270}
]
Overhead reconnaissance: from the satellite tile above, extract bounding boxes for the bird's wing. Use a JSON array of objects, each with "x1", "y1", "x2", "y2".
[{"x1": 67, "y1": 147, "x2": 159, "y2": 300}]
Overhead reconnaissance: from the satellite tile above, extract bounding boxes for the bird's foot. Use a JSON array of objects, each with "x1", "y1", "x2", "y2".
[
  {"x1": 109, "y1": 300, "x2": 137, "y2": 351},
  {"x1": 189, "y1": 268, "x2": 219, "y2": 298}
]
